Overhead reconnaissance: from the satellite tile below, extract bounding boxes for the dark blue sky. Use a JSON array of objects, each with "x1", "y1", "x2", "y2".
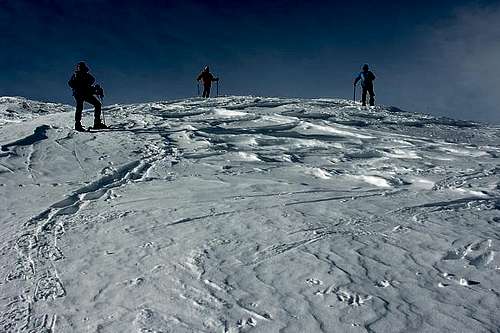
[{"x1": 1, "y1": 0, "x2": 499, "y2": 123}]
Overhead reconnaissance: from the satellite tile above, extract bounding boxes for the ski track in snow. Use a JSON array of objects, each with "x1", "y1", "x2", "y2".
[{"x1": 0, "y1": 96, "x2": 499, "y2": 332}]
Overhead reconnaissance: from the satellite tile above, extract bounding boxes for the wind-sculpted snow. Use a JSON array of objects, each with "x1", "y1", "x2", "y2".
[
  {"x1": 0, "y1": 96, "x2": 499, "y2": 332},
  {"x1": 0, "y1": 97, "x2": 72, "y2": 126}
]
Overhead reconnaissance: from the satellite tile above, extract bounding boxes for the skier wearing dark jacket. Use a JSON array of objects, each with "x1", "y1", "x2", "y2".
[
  {"x1": 354, "y1": 64, "x2": 376, "y2": 106},
  {"x1": 68, "y1": 62, "x2": 106, "y2": 131},
  {"x1": 196, "y1": 66, "x2": 219, "y2": 98}
]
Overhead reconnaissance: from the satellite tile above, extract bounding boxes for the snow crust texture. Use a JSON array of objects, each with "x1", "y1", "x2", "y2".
[{"x1": 0, "y1": 96, "x2": 499, "y2": 332}]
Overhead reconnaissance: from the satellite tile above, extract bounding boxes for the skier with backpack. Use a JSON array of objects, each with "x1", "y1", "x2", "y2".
[
  {"x1": 196, "y1": 66, "x2": 219, "y2": 98},
  {"x1": 354, "y1": 64, "x2": 376, "y2": 106},
  {"x1": 68, "y1": 61, "x2": 107, "y2": 131}
]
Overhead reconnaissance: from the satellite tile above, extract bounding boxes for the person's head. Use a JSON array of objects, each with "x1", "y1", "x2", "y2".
[
  {"x1": 76, "y1": 61, "x2": 89, "y2": 72},
  {"x1": 362, "y1": 64, "x2": 369, "y2": 71},
  {"x1": 204, "y1": 65, "x2": 209, "y2": 72}
]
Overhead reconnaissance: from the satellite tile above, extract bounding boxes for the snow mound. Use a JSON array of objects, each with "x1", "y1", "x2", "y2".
[
  {"x1": 0, "y1": 96, "x2": 72, "y2": 126},
  {"x1": 1, "y1": 96, "x2": 499, "y2": 332}
]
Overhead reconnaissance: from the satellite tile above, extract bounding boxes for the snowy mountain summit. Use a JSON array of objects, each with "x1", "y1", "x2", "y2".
[{"x1": 1, "y1": 96, "x2": 499, "y2": 332}]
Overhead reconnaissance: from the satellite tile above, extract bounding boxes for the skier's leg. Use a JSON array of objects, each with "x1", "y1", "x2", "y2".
[
  {"x1": 203, "y1": 86, "x2": 211, "y2": 98},
  {"x1": 75, "y1": 97, "x2": 84, "y2": 128},
  {"x1": 368, "y1": 86, "x2": 375, "y2": 106},
  {"x1": 85, "y1": 95, "x2": 102, "y2": 126},
  {"x1": 361, "y1": 87, "x2": 367, "y2": 106}
]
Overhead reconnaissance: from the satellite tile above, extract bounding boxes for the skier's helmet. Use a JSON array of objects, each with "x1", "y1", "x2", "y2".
[
  {"x1": 76, "y1": 61, "x2": 89, "y2": 72},
  {"x1": 204, "y1": 65, "x2": 209, "y2": 72},
  {"x1": 362, "y1": 64, "x2": 369, "y2": 71}
]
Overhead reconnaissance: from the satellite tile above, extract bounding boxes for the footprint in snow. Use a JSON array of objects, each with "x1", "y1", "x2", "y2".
[
  {"x1": 237, "y1": 317, "x2": 257, "y2": 328},
  {"x1": 315, "y1": 285, "x2": 372, "y2": 307},
  {"x1": 120, "y1": 277, "x2": 144, "y2": 287},
  {"x1": 442, "y1": 239, "x2": 496, "y2": 270},
  {"x1": 375, "y1": 280, "x2": 391, "y2": 288},
  {"x1": 440, "y1": 272, "x2": 480, "y2": 287},
  {"x1": 306, "y1": 278, "x2": 323, "y2": 286}
]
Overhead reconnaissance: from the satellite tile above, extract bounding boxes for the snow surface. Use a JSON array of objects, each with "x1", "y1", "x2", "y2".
[{"x1": 0, "y1": 96, "x2": 499, "y2": 332}]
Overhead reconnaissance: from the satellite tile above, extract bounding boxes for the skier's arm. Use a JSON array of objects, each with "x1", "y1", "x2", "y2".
[
  {"x1": 371, "y1": 72, "x2": 376, "y2": 81},
  {"x1": 196, "y1": 73, "x2": 202, "y2": 81},
  {"x1": 68, "y1": 75, "x2": 75, "y2": 88},
  {"x1": 353, "y1": 74, "x2": 361, "y2": 86},
  {"x1": 88, "y1": 74, "x2": 96, "y2": 86}
]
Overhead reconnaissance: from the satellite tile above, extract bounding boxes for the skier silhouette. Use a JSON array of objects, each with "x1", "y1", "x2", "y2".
[
  {"x1": 196, "y1": 66, "x2": 219, "y2": 98},
  {"x1": 354, "y1": 64, "x2": 376, "y2": 106},
  {"x1": 68, "y1": 61, "x2": 106, "y2": 131}
]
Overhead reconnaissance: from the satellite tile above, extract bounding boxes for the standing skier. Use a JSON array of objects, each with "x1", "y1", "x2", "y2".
[
  {"x1": 354, "y1": 64, "x2": 376, "y2": 106},
  {"x1": 68, "y1": 61, "x2": 106, "y2": 131},
  {"x1": 196, "y1": 66, "x2": 219, "y2": 98}
]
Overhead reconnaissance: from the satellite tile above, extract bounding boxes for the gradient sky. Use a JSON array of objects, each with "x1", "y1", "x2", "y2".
[{"x1": 1, "y1": 0, "x2": 499, "y2": 123}]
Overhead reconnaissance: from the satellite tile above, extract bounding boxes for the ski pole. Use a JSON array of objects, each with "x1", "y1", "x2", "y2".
[
  {"x1": 99, "y1": 96, "x2": 106, "y2": 125},
  {"x1": 353, "y1": 85, "x2": 356, "y2": 103},
  {"x1": 197, "y1": 82, "x2": 200, "y2": 97},
  {"x1": 216, "y1": 80, "x2": 219, "y2": 97}
]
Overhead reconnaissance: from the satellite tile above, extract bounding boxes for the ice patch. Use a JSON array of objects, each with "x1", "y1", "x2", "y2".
[
  {"x1": 439, "y1": 146, "x2": 489, "y2": 157},
  {"x1": 298, "y1": 122, "x2": 374, "y2": 139},
  {"x1": 181, "y1": 124, "x2": 198, "y2": 131},
  {"x1": 305, "y1": 168, "x2": 332, "y2": 179},
  {"x1": 352, "y1": 175, "x2": 393, "y2": 188},
  {"x1": 454, "y1": 188, "x2": 489, "y2": 198},
  {"x1": 390, "y1": 139, "x2": 415, "y2": 146},
  {"x1": 212, "y1": 108, "x2": 248, "y2": 117},
  {"x1": 236, "y1": 152, "x2": 261, "y2": 162},
  {"x1": 409, "y1": 177, "x2": 435, "y2": 190},
  {"x1": 383, "y1": 149, "x2": 421, "y2": 159}
]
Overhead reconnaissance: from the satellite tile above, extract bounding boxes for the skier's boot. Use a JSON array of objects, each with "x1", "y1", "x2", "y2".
[
  {"x1": 75, "y1": 122, "x2": 85, "y2": 132},
  {"x1": 92, "y1": 120, "x2": 108, "y2": 130}
]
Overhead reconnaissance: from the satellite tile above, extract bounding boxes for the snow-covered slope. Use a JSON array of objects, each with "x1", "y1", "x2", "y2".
[
  {"x1": 0, "y1": 96, "x2": 72, "y2": 126},
  {"x1": 0, "y1": 96, "x2": 499, "y2": 332}
]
